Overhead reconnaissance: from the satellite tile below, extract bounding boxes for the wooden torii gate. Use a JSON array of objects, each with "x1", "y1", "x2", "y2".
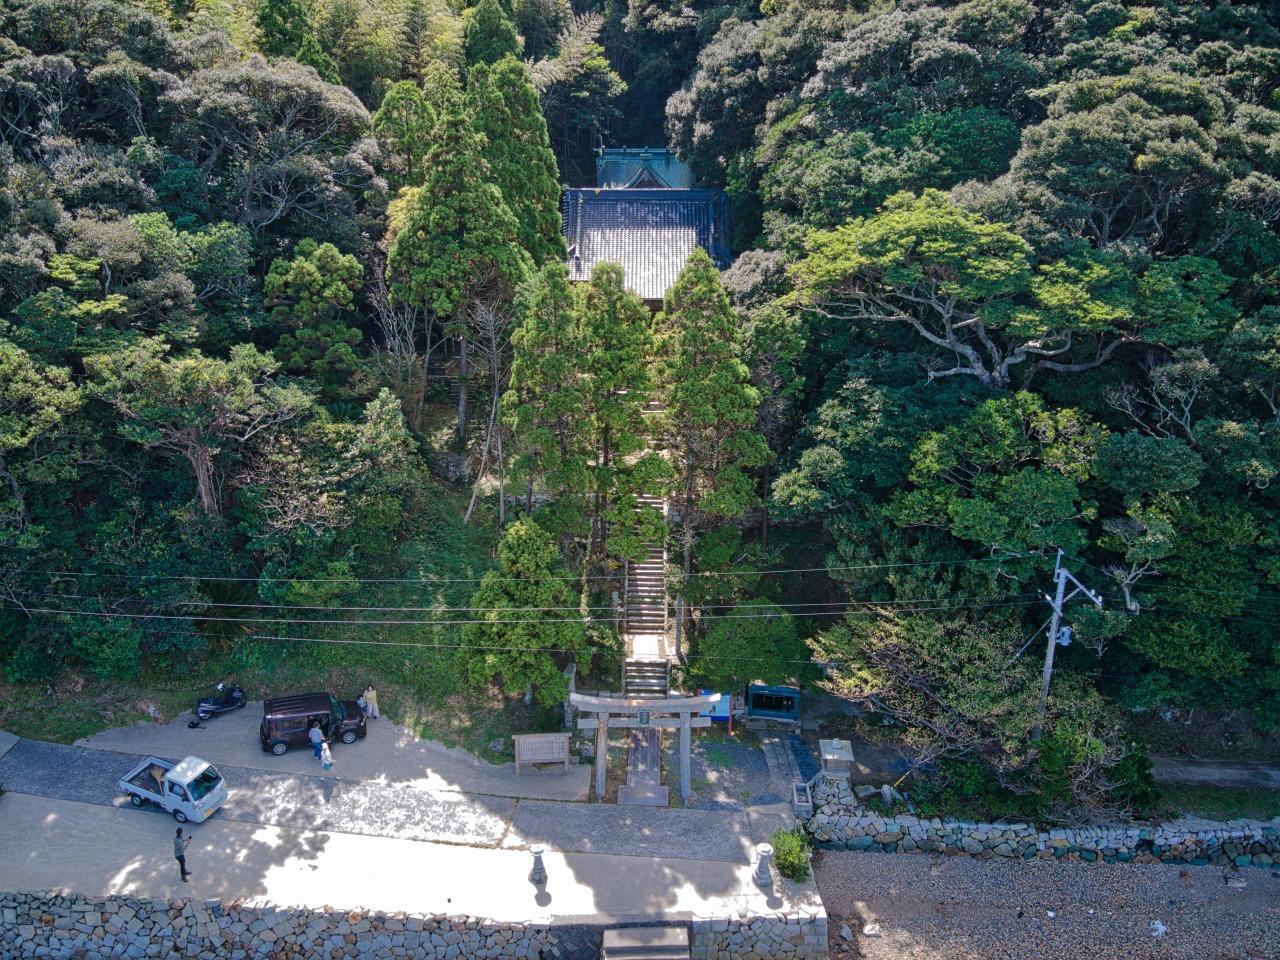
[{"x1": 571, "y1": 691, "x2": 720, "y2": 804}]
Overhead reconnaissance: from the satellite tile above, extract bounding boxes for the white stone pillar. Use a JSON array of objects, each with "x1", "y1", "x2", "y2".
[
  {"x1": 678, "y1": 712, "x2": 692, "y2": 803},
  {"x1": 594, "y1": 712, "x2": 609, "y2": 801},
  {"x1": 754, "y1": 842, "x2": 774, "y2": 887}
]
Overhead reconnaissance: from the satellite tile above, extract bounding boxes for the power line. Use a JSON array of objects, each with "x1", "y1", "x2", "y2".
[
  {"x1": 3, "y1": 586, "x2": 1041, "y2": 615},
  {"x1": 7, "y1": 553, "x2": 1025, "y2": 586},
  {"x1": 3, "y1": 596, "x2": 1042, "y2": 628}
]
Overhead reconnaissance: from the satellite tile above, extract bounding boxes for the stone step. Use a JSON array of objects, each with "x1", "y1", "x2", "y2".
[{"x1": 602, "y1": 926, "x2": 689, "y2": 960}]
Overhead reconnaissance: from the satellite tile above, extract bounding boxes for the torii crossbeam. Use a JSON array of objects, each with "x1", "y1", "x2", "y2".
[{"x1": 570, "y1": 691, "x2": 721, "y2": 804}]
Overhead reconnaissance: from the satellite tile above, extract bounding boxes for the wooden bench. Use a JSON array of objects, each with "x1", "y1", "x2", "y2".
[{"x1": 513, "y1": 732, "x2": 571, "y2": 775}]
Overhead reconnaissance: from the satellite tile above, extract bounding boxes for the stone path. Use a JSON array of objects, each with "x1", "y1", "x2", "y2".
[
  {"x1": 1152, "y1": 755, "x2": 1280, "y2": 790},
  {"x1": 618, "y1": 729, "x2": 668, "y2": 807},
  {"x1": 761, "y1": 735, "x2": 804, "y2": 786}
]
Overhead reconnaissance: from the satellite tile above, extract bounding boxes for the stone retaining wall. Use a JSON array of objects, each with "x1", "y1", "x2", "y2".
[
  {"x1": 1, "y1": 892, "x2": 829, "y2": 959},
  {"x1": 692, "y1": 915, "x2": 828, "y2": 959},
  {"x1": 805, "y1": 780, "x2": 1280, "y2": 867}
]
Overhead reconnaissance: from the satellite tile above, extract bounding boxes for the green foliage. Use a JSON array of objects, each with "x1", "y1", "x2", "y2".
[
  {"x1": 656, "y1": 249, "x2": 768, "y2": 574},
  {"x1": 468, "y1": 58, "x2": 565, "y2": 266},
  {"x1": 769, "y1": 827, "x2": 810, "y2": 882},
  {"x1": 693, "y1": 599, "x2": 804, "y2": 692},
  {"x1": 463, "y1": 0, "x2": 520, "y2": 66},
  {"x1": 461, "y1": 519, "x2": 589, "y2": 705},
  {"x1": 387, "y1": 100, "x2": 530, "y2": 318},
  {"x1": 257, "y1": 0, "x2": 310, "y2": 56},
  {"x1": 297, "y1": 32, "x2": 343, "y2": 85}
]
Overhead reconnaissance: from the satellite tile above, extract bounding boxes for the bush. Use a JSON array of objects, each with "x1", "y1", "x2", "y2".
[{"x1": 770, "y1": 827, "x2": 810, "y2": 881}]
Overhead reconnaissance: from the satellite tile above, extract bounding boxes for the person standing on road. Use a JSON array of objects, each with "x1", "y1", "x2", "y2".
[
  {"x1": 308, "y1": 719, "x2": 324, "y2": 760},
  {"x1": 362, "y1": 683, "x2": 379, "y2": 719},
  {"x1": 174, "y1": 827, "x2": 191, "y2": 882}
]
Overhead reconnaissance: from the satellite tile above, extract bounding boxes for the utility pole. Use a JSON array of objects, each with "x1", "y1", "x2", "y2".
[{"x1": 1031, "y1": 549, "x2": 1103, "y2": 741}]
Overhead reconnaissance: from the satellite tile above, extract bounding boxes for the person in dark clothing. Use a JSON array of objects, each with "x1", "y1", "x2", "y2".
[{"x1": 174, "y1": 827, "x2": 191, "y2": 882}]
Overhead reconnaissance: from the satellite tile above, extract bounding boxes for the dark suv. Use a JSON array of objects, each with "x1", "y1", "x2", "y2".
[{"x1": 259, "y1": 692, "x2": 366, "y2": 756}]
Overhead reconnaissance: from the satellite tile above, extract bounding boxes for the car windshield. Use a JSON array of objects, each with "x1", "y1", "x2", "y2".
[
  {"x1": 187, "y1": 768, "x2": 221, "y2": 801},
  {"x1": 330, "y1": 695, "x2": 346, "y2": 720}
]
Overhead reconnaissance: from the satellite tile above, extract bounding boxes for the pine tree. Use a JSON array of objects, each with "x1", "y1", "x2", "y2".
[
  {"x1": 504, "y1": 263, "x2": 591, "y2": 541},
  {"x1": 468, "y1": 57, "x2": 566, "y2": 266},
  {"x1": 654, "y1": 249, "x2": 769, "y2": 640},
  {"x1": 463, "y1": 0, "x2": 520, "y2": 66},
  {"x1": 256, "y1": 0, "x2": 309, "y2": 57}
]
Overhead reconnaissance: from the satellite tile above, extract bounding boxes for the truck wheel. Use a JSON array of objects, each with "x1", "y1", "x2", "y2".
[
  {"x1": 271, "y1": 741, "x2": 288, "y2": 756},
  {"x1": 172, "y1": 810, "x2": 188, "y2": 824},
  {"x1": 129, "y1": 794, "x2": 145, "y2": 808},
  {"x1": 340, "y1": 730, "x2": 358, "y2": 744}
]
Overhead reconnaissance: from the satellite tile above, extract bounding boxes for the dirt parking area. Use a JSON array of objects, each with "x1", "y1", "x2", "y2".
[{"x1": 816, "y1": 849, "x2": 1280, "y2": 960}]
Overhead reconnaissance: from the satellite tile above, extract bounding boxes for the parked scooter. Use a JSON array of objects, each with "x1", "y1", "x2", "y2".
[{"x1": 188, "y1": 682, "x2": 246, "y2": 727}]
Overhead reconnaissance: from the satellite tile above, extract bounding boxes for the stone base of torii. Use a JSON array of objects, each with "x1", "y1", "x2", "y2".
[{"x1": 570, "y1": 691, "x2": 721, "y2": 804}]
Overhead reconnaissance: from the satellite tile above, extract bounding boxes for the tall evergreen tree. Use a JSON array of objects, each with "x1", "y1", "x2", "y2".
[
  {"x1": 654, "y1": 250, "x2": 768, "y2": 648},
  {"x1": 576, "y1": 262, "x2": 664, "y2": 563},
  {"x1": 504, "y1": 263, "x2": 590, "y2": 540},
  {"x1": 296, "y1": 32, "x2": 342, "y2": 84},
  {"x1": 256, "y1": 0, "x2": 310, "y2": 57},
  {"x1": 463, "y1": 0, "x2": 520, "y2": 66},
  {"x1": 372, "y1": 81, "x2": 438, "y2": 190},
  {"x1": 468, "y1": 57, "x2": 566, "y2": 266},
  {"x1": 387, "y1": 101, "x2": 531, "y2": 440}
]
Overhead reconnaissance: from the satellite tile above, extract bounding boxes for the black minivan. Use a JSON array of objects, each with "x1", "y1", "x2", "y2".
[{"x1": 259, "y1": 692, "x2": 366, "y2": 756}]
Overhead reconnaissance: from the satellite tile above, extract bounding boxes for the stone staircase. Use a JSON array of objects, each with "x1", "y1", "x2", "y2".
[
  {"x1": 602, "y1": 926, "x2": 690, "y2": 960},
  {"x1": 623, "y1": 659, "x2": 670, "y2": 699}
]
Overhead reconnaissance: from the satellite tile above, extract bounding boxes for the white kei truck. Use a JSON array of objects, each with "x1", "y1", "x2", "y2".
[{"x1": 118, "y1": 755, "x2": 228, "y2": 824}]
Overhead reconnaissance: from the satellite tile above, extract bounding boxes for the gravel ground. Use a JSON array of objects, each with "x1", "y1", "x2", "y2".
[
  {"x1": 661, "y1": 731, "x2": 782, "y2": 811},
  {"x1": 0, "y1": 739, "x2": 514, "y2": 846},
  {"x1": 816, "y1": 849, "x2": 1280, "y2": 960}
]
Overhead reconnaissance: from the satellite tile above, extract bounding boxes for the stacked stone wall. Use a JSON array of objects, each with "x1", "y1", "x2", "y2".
[
  {"x1": 1, "y1": 893, "x2": 830, "y2": 959},
  {"x1": 806, "y1": 780, "x2": 1280, "y2": 867}
]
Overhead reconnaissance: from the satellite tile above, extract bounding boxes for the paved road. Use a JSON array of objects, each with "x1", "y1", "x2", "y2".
[
  {"x1": 75, "y1": 703, "x2": 592, "y2": 801},
  {"x1": 0, "y1": 737, "x2": 786, "y2": 862},
  {"x1": 505, "y1": 799, "x2": 792, "y2": 863},
  {"x1": 0, "y1": 792, "x2": 820, "y2": 924},
  {"x1": 0, "y1": 739, "x2": 513, "y2": 846},
  {"x1": 816, "y1": 849, "x2": 1280, "y2": 960}
]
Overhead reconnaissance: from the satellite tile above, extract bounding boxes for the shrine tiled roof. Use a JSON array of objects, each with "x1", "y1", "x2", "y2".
[
  {"x1": 595, "y1": 148, "x2": 696, "y2": 190},
  {"x1": 562, "y1": 188, "x2": 731, "y2": 302}
]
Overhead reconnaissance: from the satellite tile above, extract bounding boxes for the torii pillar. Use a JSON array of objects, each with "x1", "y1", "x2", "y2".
[{"x1": 570, "y1": 691, "x2": 721, "y2": 803}]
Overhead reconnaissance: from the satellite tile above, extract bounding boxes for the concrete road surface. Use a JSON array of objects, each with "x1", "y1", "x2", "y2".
[
  {"x1": 0, "y1": 791, "x2": 823, "y2": 925},
  {"x1": 76, "y1": 701, "x2": 590, "y2": 801}
]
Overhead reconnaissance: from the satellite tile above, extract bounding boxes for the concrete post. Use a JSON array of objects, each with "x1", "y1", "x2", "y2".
[
  {"x1": 594, "y1": 712, "x2": 609, "y2": 801},
  {"x1": 528, "y1": 844, "x2": 547, "y2": 885},
  {"x1": 754, "y1": 843, "x2": 774, "y2": 887},
  {"x1": 679, "y1": 712, "x2": 691, "y2": 803}
]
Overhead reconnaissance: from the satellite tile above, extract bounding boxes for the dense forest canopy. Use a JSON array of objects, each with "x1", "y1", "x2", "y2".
[{"x1": 1, "y1": 0, "x2": 1278, "y2": 814}]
